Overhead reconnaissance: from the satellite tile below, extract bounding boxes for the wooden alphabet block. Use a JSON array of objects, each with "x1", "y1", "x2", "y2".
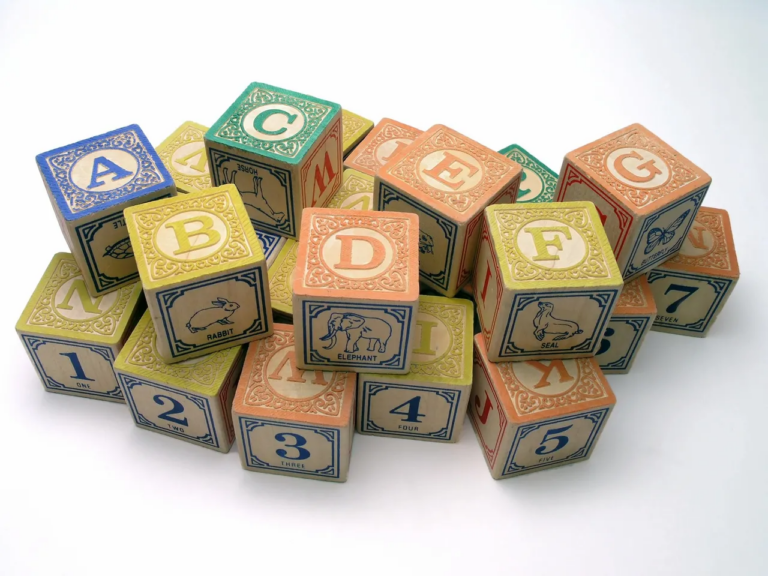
[
  {"x1": 115, "y1": 312, "x2": 244, "y2": 452},
  {"x1": 125, "y1": 184, "x2": 273, "y2": 363},
  {"x1": 156, "y1": 121, "x2": 211, "y2": 194},
  {"x1": 36, "y1": 125, "x2": 176, "y2": 296},
  {"x1": 555, "y1": 124, "x2": 711, "y2": 280},
  {"x1": 596, "y1": 275, "x2": 656, "y2": 374},
  {"x1": 648, "y1": 207, "x2": 739, "y2": 336},
  {"x1": 293, "y1": 207, "x2": 420, "y2": 374},
  {"x1": 205, "y1": 82, "x2": 342, "y2": 239},
  {"x1": 255, "y1": 228, "x2": 287, "y2": 267},
  {"x1": 357, "y1": 296, "x2": 473, "y2": 442},
  {"x1": 499, "y1": 144, "x2": 558, "y2": 203},
  {"x1": 232, "y1": 324, "x2": 356, "y2": 482},
  {"x1": 473, "y1": 202, "x2": 623, "y2": 362},
  {"x1": 375, "y1": 125, "x2": 523, "y2": 297},
  {"x1": 341, "y1": 110, "x2": 374, "y2": 157},
  {"x1": 343, "y1": 118, "x2": 422, "y2": 177},
  {"x1": 16, "y1": 253, "x2": 144, "y2": 402},
  {"x1": 326, "y1": 169, "x2": 374, "y2": 211},
  {"x1": 469, "y1": 334, "x2": 616, "y2": 479},
  {"x1": 268, "y1": 238, "x2": 297, "y2": 322}
]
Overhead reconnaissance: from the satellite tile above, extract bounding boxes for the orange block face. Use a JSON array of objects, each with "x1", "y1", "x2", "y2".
[
  {"x1": 648, "y1": 207, "x2": 739, "y2": 337},
  {"x1": 292, "y1": 207, "x2": 420, "y2": 374},
  {"x1": 344, "y1": 118, "x2": 422, "y2": 177},
  {"x1": 231, "y1": 324, "x2": 357, "y2": 482},
  {"x1": 469, "y1": 334, "x2": 616, "y2": 479},
  {"x1": 556, "y1": 123, "x2": 711, "y2": 280},
  {"x1": 596, "y1": 275, "x2": 657, "y2": 374},
  {"x1": 375, "y1": 124, "x2": 522, "y2": 297}
]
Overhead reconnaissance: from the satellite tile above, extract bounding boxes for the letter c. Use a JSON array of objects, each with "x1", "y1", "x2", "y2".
[{"x1": 253, "y1": 109, "x2": 297, "y2": 136}]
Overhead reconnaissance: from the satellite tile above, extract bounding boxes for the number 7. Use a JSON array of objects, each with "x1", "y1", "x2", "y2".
[{"x1": 664, "y1": 284, "x2": 699, "y2": 313}]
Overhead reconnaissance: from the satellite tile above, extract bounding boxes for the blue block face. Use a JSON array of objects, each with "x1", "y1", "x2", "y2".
[
  {"x1": 118, "y1": 375, "x2": 220, "y2": 448},
  {"x1": 237, "y1": 417, "x2": 341, "y2": 479},
  {"x1": 36, "y1": 124, "x2": 174, "y2": 221},
  {"x1": 358, "y1": 380, "x2": 465, "y2": 441},
  {"x1": 503, "y1": 408, "x2": 611, "y2": 477},
  {"x1": 596, "y1": 316, "x2": 652, "y2": 373},
  {"x1": 19, "y1": 335, "x2": 122, "y2": 401}
]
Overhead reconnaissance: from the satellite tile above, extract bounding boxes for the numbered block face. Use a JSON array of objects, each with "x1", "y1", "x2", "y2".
[
  {"x1": 555, "y1": 123, "x2": 711, "y2": 280},
  {"x1": 341, "y1": 110, "x2": 374, "y2": 157},
  {"x1": 344, "y1": 118, "x2": 422, "y2": 177},
  {"x1": 469, "y1": 335, "x2": 616, "y2": 479},
  {"x1": 36, "y1": 125, "x2": 176, "y2": 296},
  {"x1": 376, "y1": 125, "x2": 523, "y2": 297},
  {"x1": 596, "y1": 275, "x2": 656, "y2": 374},
  {"x1": 125, "y1": 184, "x2": 272, "y2": 363},
  {"x1": 326, "y1": 169, "x2": 374, "y2": 211},
  {"x1": 232, "y1": 325, "x2": 356, "y2": 481},
  {"x1": 16, "y1": 253, "x2": 144, "y2": 402},
  {"x1": 473, "y1": 202, "x2": 623, "y2": 362},
  {"x1": 255, "y1": 229, "x2": 287, "y2": 267},
  {"x1": 357, "y1": 296, "x2": 473, "y2": 442},
  {"x1": 648, "y1": 207, "x2": 739, "y2": 337},
  {"x1": 205, "y1": 82, "x2": 342, "y2": 239},
  {"x1": 268, "y1": 239, "x2": 298, "y2": 320},
  {"x1": 156, "y1": 121, "x2": 212, "y2": 194},
  {"x1": 115, "y1": 313, "x2": 244, "y2": 452},
  {"x1": 499, "y1": 144, "x2": 558, "y2": 204},
  {"x1": 293, "y1": 208, "x2": 420, "y2": 374}
]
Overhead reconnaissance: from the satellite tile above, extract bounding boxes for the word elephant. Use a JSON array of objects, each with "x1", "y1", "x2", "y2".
[{"x1": 319, "y1": 313, "x2": 392, "y2": 354}]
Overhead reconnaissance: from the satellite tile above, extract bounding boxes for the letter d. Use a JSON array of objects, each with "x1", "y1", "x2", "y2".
[{"x1": 334, "y1": 234, "x2": 385, "y2": 270}]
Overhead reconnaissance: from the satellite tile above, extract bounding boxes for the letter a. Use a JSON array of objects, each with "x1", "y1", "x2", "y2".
[
  {"x1": 88, "y1": 156, "x2": 133, "y2": 189},
  {"x1": 57, "y1": 280, "x2": 104, "y2": 314},
  {"x1": 165, "y1": 216, "x2": 221, "y2": 256},
  {"x1": 335, "y1": 234, "x2": 385, "y2": 270},
  {"x1": 527, "y1": 360, "x2": 575, "y2": 389},
  {"x1": 268, "y1": 351, "x2": 328, "y2": 386}
]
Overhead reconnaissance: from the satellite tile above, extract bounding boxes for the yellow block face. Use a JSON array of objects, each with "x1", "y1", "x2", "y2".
[
  {"x1": 114, "y1": 312, "x2": 243, "y2": 452},
  {"x1": 16, "y1": 253, "x2": 144, "y2": 402},
  {"x1": 156, "y1": 121, "x2": 212, "y2": 194},
  {"x1": 341, "y1": 110, "x2": 373, "y2": 157},
  {"x1": 268, "y1": 239, "x2": 298, "y2": 318},
  {"x1": 326, "y1": 169, "x2": 374, "y2": 211}
]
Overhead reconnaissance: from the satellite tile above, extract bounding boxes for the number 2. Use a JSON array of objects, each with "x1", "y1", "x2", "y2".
[
  {"x1": 664, "y1": 284, "x2": 699, "y2": 313},
  {"x1": 153, "y1": 395, "x2": 189, "y2": 426},
  {"x1": 390, "y1": 396, "x2": 426, "y2": 423},
  {"x1": 535, "y1": 425, "x2": 573, "y2": 455}
]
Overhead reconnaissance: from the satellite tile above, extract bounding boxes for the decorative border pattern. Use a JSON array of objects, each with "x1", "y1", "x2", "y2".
[
  {"x1": 156, "y1": 267, "x2": 269, "y2": 358},
  {"x1": 667, "y1": 208, "x2": 735, "y2": 273},
  {"x1": 268, "y1": 241, "x2": 297, "y2": 314},
  {"x1": 503, "y1": 408, "x2": 610, "y2": 476},
  {"x1": 255, "y1": 229, "x2": 284, "y2": 264},
  {"x1": 341, "y1": 110, "x2": 373, "y2": 155},
  {"x1": 118, "y1": 374, "x2": 218, "y2": 447},
  {"x1": 359, "y1": 381, "x2": 461, "y2": 440},
  {"x1": 616, "y1": 275, "x2": 648, "y2": 309},
  {"x1": 499, "y1": 144, "x2": 558, "y2": 204},
  {"x1": 346, "y1": 120, "x2": 422, "y2": 174},
  {"x1": 327, "y1": 170, "x2": 374, "y2": 210},
  {"x1": 20, "y1": 334, "x2": 122, "y2": 400},
  {"x1": 598, "y1": 317, "x2": 650, "y2": 371},
  {"x1": 156, "y1": 122, "x2": 211, "y2": 192},
  {"x1": 238, "y1": 417, "x2": 340, "y2": 479}
]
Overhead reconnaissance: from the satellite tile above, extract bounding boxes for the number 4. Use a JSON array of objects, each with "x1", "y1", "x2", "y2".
[
  {"x1": 389, "y1": 396, "x2": 426, "y2": 423},
  {"x1": 664, "y1": 284, "x2": 699, "y2": 313}
]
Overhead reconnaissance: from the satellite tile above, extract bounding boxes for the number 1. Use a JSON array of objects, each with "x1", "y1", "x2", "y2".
[
  {"x1": 664, "y1": 284, "x2": 699, "y2": 313},
  {"x1": 59, "y1": 352, "x2": 95, "y2": 381}
]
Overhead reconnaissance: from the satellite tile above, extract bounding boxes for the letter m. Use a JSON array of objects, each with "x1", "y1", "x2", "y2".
[{"x1": 311, "y1": 150, "x2": 337, "y2": 205}]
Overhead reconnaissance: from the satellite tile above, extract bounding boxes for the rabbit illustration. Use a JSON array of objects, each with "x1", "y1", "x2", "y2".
[{"x1": 186, "y1": 297, "x2": 240, "y2": 333}]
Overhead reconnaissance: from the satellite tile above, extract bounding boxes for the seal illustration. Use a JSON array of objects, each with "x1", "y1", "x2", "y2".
[{"x1": 533, "y1": 301, "x2": 583, "y2": 341}]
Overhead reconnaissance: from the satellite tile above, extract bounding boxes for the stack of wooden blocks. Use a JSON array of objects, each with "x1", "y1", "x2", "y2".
[{"x1": 16, "y1": 82, "x2": 740, "y2": 482}]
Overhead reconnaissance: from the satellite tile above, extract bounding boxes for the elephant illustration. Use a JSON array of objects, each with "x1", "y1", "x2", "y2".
[
  {"x1": 222, "y1": 166, "x2": 287, "y2": 226},
  {"x1": 319, "y1": 313, "x2": 392, "y2": 354}
]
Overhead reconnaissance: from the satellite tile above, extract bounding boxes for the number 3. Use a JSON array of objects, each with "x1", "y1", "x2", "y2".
[
  {"x1": 275, "y1": 432, "x2": 311, "y2": 460},
  {"x1": 535, "y1": 425, "x2": 573, "y2": 455}
]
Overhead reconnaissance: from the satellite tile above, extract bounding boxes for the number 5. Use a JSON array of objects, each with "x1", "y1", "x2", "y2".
[{"x1": 535, "y1": 425, "x2": 573, "y2": 455}]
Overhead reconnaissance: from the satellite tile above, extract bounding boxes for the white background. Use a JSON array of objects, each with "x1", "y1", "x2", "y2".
[{"x1": 1, "y1": 1, "x2": 766, "y2": 575}]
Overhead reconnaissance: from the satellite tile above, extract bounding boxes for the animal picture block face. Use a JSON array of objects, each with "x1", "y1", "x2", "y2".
[
  {"x1": 326, "y1": 169, "x2": 374, "y2": 211},
  {"x1": 114, "y1": 312, "x2": 244, "y2": 452},
  {"x1": 232, "y1": 325, "x2": 356, "y2": 481},
  {"x1": 498, "y1": 144, "x2": 559, "y2": 204},
  {"x1": 596, "y1": 275, "x2": 657, "y2": 374},
  {"x1": 357, "y1": 296, "x2": 474, "y2": 442},
  {"x1": 156, "y1": 121, "x2": 212, "y2": 194},
  {"x1": 469, "y1": 335, "x2": 616, "y2": 479},
  {"x1": 125, "y1": 184, "x2": 272, "y2": 362},
  {"x1": 36, "y1": 124, "x2": 175, "y2": 295},
  {"x1": 205, "y1": 82, "x2": 342, "y2": 239},
  {"x1": 648, "y1": 207, "x2": 739, "y2": 337},
  {"x1": 293, "y1": 208, "x2": 420, "y2": 373},
  {"x1": 341, "y1": 110, "x2": 374, "y2": 157},
  {"x1": 376, "y1": 125, "x2": 522, "y2": 296},
  {"x1": 344, "y1": 118, "x2": 422, "y2": 177},
  {"x1": 16, "y1": 253, "x2": 144, "y2": 402},
  {"x1": 474, "y1": 202, "x2": 623, "y2": 362},
  {"x1": 555, "y1": 123, "x2": 711, "y2": 279}
]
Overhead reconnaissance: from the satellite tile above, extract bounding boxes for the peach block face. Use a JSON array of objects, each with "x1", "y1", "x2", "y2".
[
  {"x1": 344, "y1": 118, "x2": 422, "y2": 177},
  {"x1": 469, "y1": 334, "x2": 616, "y2": 479},
  {"x1": 232, "y1": 325, "x2": 356, "y2": 482},
  {"x1": 292, "y1": 207, "x2": 420, "y2": 374},
  {"x1": 555, "y1": 123, "x2": 711, "y2": 280}
]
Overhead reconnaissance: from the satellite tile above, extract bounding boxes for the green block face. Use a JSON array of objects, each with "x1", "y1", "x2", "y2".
[
  {"x1": 498, "y1": 144, "x2": 558, "y2": 204},
  {"x1": 205, "y1": 83, "x2": 343, "y2": 239}
]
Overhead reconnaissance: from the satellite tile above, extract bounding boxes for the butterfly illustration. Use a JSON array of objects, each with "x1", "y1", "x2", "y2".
[{"x1": 644, "y1": 210, "x2": 690, "y2": 255}]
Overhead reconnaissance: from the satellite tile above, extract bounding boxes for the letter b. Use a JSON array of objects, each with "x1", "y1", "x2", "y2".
[{"x1": 165, "y1": 216, "x2": 221, "y2": 256}]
